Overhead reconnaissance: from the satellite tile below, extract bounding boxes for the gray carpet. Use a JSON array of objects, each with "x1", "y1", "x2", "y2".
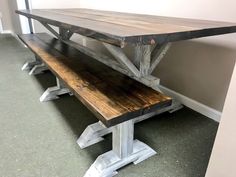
[{"x1": 0, "y1": 34, "x2": 218, "y2": 177}]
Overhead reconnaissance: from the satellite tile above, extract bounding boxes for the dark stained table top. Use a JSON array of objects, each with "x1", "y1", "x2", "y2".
[{"x1": 16, "y1": 8, "x2": 236, "y2": 47}]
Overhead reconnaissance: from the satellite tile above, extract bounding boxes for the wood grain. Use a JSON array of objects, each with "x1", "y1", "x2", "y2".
[
  {"x1": 16, "y1": 8, "x2": 236, "y2": 47},
  {"x1": 18, "y1": 33, "x2": 172, "y2": 127}
]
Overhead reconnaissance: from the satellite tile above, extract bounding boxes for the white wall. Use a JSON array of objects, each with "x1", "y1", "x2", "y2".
[
  {"x1": 79, "y1": 0, "x2": 236, "y2": 112},
  {"x1": 31, "y1": 0, "x2": 80, "y2": 34},
  {"x1": 0, "y1": 0, "x2": 13, "y2": 31},
  {"x1": 0, "y1": 0, "x2": 27, "y2": 33},
  {"x1": 205, "y1": 64, "x2": 236, "y2": 177},
  {"x1": 80, "y1": 0, "x2": 236, "y2": 22},
  {"x1": 31, "y1": 0, "x2": 80, "y2": 9}
]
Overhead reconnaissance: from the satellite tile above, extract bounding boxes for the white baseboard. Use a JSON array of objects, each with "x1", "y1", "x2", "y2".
[
  {"x1": 0, "y1": 15, "x2": 3, "y2": 33},
  {"x1": 1, "y1": 30, "x2": 13, "y2": 34},
  {"x1": 159, "y1": 85, "x2": 222, "y2": 122}
]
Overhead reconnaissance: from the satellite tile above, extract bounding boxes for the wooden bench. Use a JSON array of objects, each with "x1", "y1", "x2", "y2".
[
  {"x1": 18, "y1": 33, "x2": 172, "y2": 177},
  {"x1": 19, "y1": 33, "x2": 171, "y2": 127}
]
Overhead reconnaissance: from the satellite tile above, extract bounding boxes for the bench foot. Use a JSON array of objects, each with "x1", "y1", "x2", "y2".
[
  {"x1": 84, "y1": 120, "x2": 156, "y2": 177},
  {"x1": 77, "y1": 121, "x2": 113, "y2": 149},
  {"x1": 29, "y1": 63, "x2": 48, "y2": 75},
  {"x1": 22, "y1": 60, "x2": 41, "y2": 71},
  {"x1": 40, "y1": 78, "x2": 73, "y2": 102},
  {"x1": 39, "y1": 86, "x2": 72, "y2": 102},
  {"x1": 84, "y1": 140, "x2": 156, "y2": 177}
]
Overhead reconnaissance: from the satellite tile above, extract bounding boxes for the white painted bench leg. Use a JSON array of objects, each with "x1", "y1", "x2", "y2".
[
  {"x1": 22, "y1": 60, "x2": 42, "y2": 71},
  {"x1": 22, "y1": 56, "x2": 48, "y2": 75},
  {"x1": 29, "y1": 63, "x2": 48, "y2": 75},
  {"x1": 22, "y1": 55, "x2": 42, "y2": 71},
  {"x1": 84, "y1": 120, "x2": 156, "y2": 177},
  {"x1": 40, "y1": 77, "x2": 73, "y2": 102},
  {"x1": 77, "y1": 100, "x2": 183, "y2": 149},
  {"x1": 77, "y1": 121, "x2": 113, "y2": 149}
]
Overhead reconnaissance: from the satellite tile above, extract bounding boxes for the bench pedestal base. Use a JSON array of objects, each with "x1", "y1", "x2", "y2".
[
  {"x1": 29, "y1": 63, "x2": 48, "y2": 75},
  {"x1": 40, "y1": 86, "x2": 72, "y2": 102},
  {"x1": 80, "y1": 102, "x2": 182, "y2": 177},
  {"x1": 22, "y1": 56, "x2": 48, "y2": 75},
  {"x1": 77, "y1": 100, "x2": 182, "y2": 149},
  {"x1": 22, "y1": 60, "x2": 41, "y2": 71},
  {"x1": 84, "y1": 120, "x2": 156, "y2": 177},
  {"x1": 40, "y1": 78, "x2": 73, "y2": 102},
  {"x1": 77, "y1": 121, "x2": 113, "y2": 149},
  {"x1": 84, "y1": 140, "x2": 156, "y2": 177}
]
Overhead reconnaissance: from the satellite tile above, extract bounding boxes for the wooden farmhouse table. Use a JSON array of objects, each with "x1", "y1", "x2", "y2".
[
  {"x1": 16, "y1": 8, "x2": 236, "y2": 177},
  {"x1": 16, "y1": 8, "x2": 236, "y2": 88}
]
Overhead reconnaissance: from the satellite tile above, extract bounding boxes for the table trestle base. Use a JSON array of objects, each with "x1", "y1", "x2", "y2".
[
  {"x1": 65, "y1": 40, "x2": 160, "y2": 87},
  {"x1": 84, "y1": 120, "x2": 156, "y2": 177},
  {"x1": 103, "y1": 42, "x2": 171, "y2": 78},
  {"x1": 40, "y1": 77, "x2": 73, "y2": 102},
  {"x1": 35, "y1": 23, "x2": 169, "y2": 87}
]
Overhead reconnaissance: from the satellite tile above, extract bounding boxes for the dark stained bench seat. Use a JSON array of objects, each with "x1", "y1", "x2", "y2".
[{"x1": 18, "y1": 33, "x2": 172, "y2": 127}]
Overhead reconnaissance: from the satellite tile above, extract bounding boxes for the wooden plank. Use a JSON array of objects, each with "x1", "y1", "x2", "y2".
[
  {"x1": 16, "y1": 8, "x2": 236, "y2": 47},
  {"x1": 50, "y1": 9, "x2": 233, "y2": 31},
  {"x1": 65, "y1": 8, "x2": 233, "y2": 28},
  {"x1": 18, "y1": 33, "x2": 172, "y2": 127}
]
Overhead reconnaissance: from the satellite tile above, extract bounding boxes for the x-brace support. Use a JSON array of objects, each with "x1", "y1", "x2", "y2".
[
  {"x1": 149, "y1": 43, "x2": 172, "y2": 74},
  {"x1": 103, "y1": 43, "x2": 141, "y2": 77},
  {"x1": 40, "y1": 22, "x2": 74, "y2": 41},
  {"x1": 103, "y1": 42, "x2": 171, "y2": 79}
]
